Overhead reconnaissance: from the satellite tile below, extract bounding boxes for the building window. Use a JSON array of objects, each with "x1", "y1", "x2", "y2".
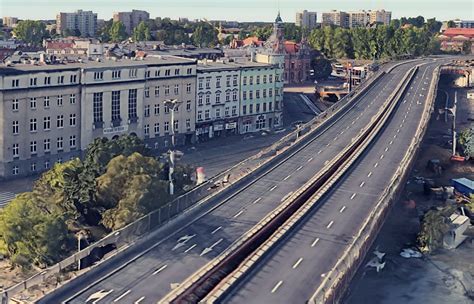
[
  {"x1": 164, "y1": 104, "x2": 170, "y2": 114},
  {"x1": 44, "y1": 116, "x2": 51, "y2": 130},
  {"x1": 44, "y1": 160, "x2": 50, "y2": 169},
  {"x1": 243, "y1": 105, "x2": 247, "y2": 115},
  {"x1": 263, "y1": 102, "x2": 267, "y2": 112},
  {"x1": 175, "y1": 68, "x2": 180, "y2": 75},
  {"x1": 243, "y1": 91, "x2": 247, "y2": 100},
  {"x1": 225, "y1": 107, "x2": 230, "y2": 117},
  {"x1": 232, "y1": 105, "x2": 237, "y2": 116},
  {"x1": 165, "y1": 69, "x2": 171, "y2": 76},
  {"x1": 57, "y1": 115, "x2": 64, "y2": 128},
  {"x1": 205, "y1": 109, "x2": 210, "y2": 120},
  {"x1": 144, "y1": 105, "x2": 150, "y2": 117},
  {"x1": 249, "y1": 76, "x2": 253, "y2": 85},
  {"x1": 174, "y1": 84, "x2": 179, "y2": 95},
  {"x1": 30, "y1": 141, "x2": 37, "y2": 155},
  {"x1": 256, "y1": 103, "x2": 260, "y2": 113},
  {"x1": 263, "y1": 89, "x2": 267, "y2": 98},
  {"x1": 144, "y1": 124, "x2": 150, "y2": 136},
  {"x1": 226, "y1": 76, "x2": 231, "y2": 87},
  {"x1": 111, "y1": 91, "x2": 121, "y2": 121},
  {"x1": 186, "y1": 83, "x2": 192, "y2": 93},
  {"x1": 44, "y1": 139, "x2": 51, "y2": 152},
  {"x1": 112, "y1": 70, "x2": 121, "y2": 79},
  {"x1": 12, "y1": 121, "x2": 19, "y2": 135},
  {"x1": 206, "y1": 78, "x2": 211, "y2": 89},
  {"x1": 31, "y1": 162, "x2": 37, "y2": 172},
  {"x1": 12, "y1": 143, "x2": 19, "y2": 158},
  {"x1": 197, "y1": 111, "x2": 203, "y2": 121},
  {"x1": 44, "y1": 96, "x2": 50, "y2": 108},
  {"x1": 30, "y1": 77, "x2": 37, "y2": 86},
  {"x1": 164, "y1": 121, "x2": 170, "y2": 133},
  {"x1": 206, "y1": 94, "x2": 211, "y2": 105},
  {"x1": 232, "y1": 90, "x2": 238, "y2": 101},
  {"x1": 256, "y1": 90, "x2": 260, "y2": 99},
  {"x1": 225, "y1": 91, "x2": 230, "y2": 102},
  {"x1": 155, "y1": 70, "x2": 160, "y2": 77},
  {"x1": 57, "y1": 95, "x2": 63, "y2": 106},
  {"x1": 186, "y1": 118, "x2": 191, "y2": 131},
  {"x1": 269, "y1": 75, "x2": 273, "y2": 83},
  {"x1": 69, "y1": 114, "x2": 76, "y2": 127},
  {"x1": 269, "y1": 101, "x2": 273, "y2": 111},
  {"x1": 187, "y1": 68, "x2": 193, "y2": 75},
  {"x1": 30, "y1": 118, "x2": 37, "y2": 132},
  {"x1": 198, "y1": 78, "x2": 203, "y2": 89},
  {"x1": 12, "y1": 99, "x2": 19, "y2": 111},
  {"x1": 145, "y1": 87, "x2": 150, "y2": 98},
  {"x1": 57, "y1": 157, "x2": 63, "y2": 164},
  {"x1": 186, "y1": 100, "x2": 191, "y2": 111},
  {"x1": 269, "y1": 88, "x2": 273, "y2": 97},
  {"x1": 249, "y1": 104, "x2": 253, "y2": 114},
  {"x1": 57, "y1": 137, "x2": 63, "y2": 151},
  {"x1": 12, "y1": 166, "x2": 19, "y2": 175},
  {"x1": 256, "y1": 118, "x2": 266, "y2": 129},
  {"x1": 154, "y1": 123, "x2": 160, "y2": 135},
  {"x1": 243, "y1": 76, "x2": 247, "y2": 85},
  {"x1": 11, "y1": 79, "x2": 19, "y2": 88},
  {"x1": 164, "y1": 85, "x2": 170, "y2": 96},
  {"x1": 233, "y1": 75, "x2": 238, "y2": 86},
  {"x1": 216, "y1": 77, "x2": 221, "y2": 88},
  {"x1": 44, "y1": 76, "x2": 51, "y2": 85},
  {"x1": 94, "y1": 72, "x2": 104, "y2": 80},
  {"x1": 263, "y1": 75, "x2": 267, "y2": 83},
  {"x1": 216, "y1": 108, "x2": 221, "y2": 118},
  {"x1": 174, "y1": 120, "x2": 179, "y2": 132},
  {"x1": 58, "y1": 75, "x2": 64, "y2": 84},
  {"x1": 129, "y1": 69, "x2": 138, "y2": 78},
  {"x1": 30, "y1": 97, "x2": 37, "y2": 109},
  {"x1": 154, "y1": 104, "x2": 160, "y2": 116},
  {"x1": 216, "y1": 93, "x2": 221, "y2": 103},
  {"x1": 69, "y1": 135, "x2": 77, "y2": 148},
  {"x1": 93, "y1": 92, "x2": 103, "y2": 123},
  {"x1": 128, "y1": 89, "x2": 138, "y2": 119},
  {"x1": 249, "y1": 91, "x2": 253, "y2": 100},
  {"x1": 198, "y1": 94, "x2": 203, "y2": 106},
  {"x1": 70, "y1": 75, "x2": 77, "y2": 83},
  {"x1": 70, "y1": 94, "x2": 76, "y2": 104},
  {"x1": 256, "y1": 76, "x2": 260, "y2": 84}
]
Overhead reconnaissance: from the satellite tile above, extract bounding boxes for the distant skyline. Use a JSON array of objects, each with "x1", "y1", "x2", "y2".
[{"x1": 1, "y1": 0, "x2": 473, "y2": 22}]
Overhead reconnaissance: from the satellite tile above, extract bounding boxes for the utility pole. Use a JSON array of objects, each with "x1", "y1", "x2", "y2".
[{"x1": 164, "y1": 99, "x2": 182, "y2": 196}]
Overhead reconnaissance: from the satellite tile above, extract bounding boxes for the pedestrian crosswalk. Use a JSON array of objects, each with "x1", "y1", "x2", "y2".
[{"x1": 0, "y1": 192, "x2": 17, "y2": 208}]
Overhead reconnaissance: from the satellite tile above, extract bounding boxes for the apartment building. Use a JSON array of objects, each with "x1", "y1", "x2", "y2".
[
  {"x1": 452, "y1": 19, "x2": 474, "y2": 29},
  {"x1": 369, "y1": 10, "x2": 391, "y2": 26},
  {"x1": 195, "y1": 62, "x2": 240, "y2": 141},
  {"x1": 113, "y1": 10, "x2": 150, "y2": 35},
  {"x1": 0, "y1": 55, "x2": 197, "y2": 178},
  {"x1": 349, "y1": 11, "x2": 370, "y2": 28},
  {"x1": 56, "y1": 10, "x2": 98, "y2": 37},
  {"x1": 2, "y1": 17, "x2": 18, "y2": 28},
  {"x1": 322, "y1": 10, "x2": 349, "y2": 28},
  {"x1": 239, "y1": 62, "x2": 283, "y2": 133},
  {"x1": 295, "y1": 10, "x2": 318, "y2": 30}
]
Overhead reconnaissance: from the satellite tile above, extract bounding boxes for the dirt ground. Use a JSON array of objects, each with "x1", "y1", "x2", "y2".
[{"x1": 345, "y1": 79, "x2": 474, "y2": 304}]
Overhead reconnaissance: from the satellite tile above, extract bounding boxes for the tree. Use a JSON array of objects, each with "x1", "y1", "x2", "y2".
[
  {"x1": 417, "y1": 205, "x2": 456, "y2": 253},
  {"x1": 311, "y1": 57, "x2": 332, "y2": 79},
  {"x1": 0, "y1": 193, "x2": 73, "y2": 268},
  {"x1": 132, "y1": 21, "x2": 151, "y2": 42},
  {"x1": 97, "y1": 153, "x2": 171, "y2": 230},
  {"x1": 462, "y1": 41, "x2": 472, "y2": 55},
  {"x1": 458, "y1": 127, "x2": 474, "y2": 158},
  {"x1": 253, "y1": 25, "x2": 272, "y2": 40},
  {"x1": 447, "y1": 20, "x2": 456, "y2": 28},
  {"x1": 425, "y1": 18, "x2": 442, "y2": 34},
  {"x1": 284, "y1": 23, "x2": 302, "y2": 42},
  {"x1": 109, "y1": 21, "x2": 128, "y2": 42},
  {"x1": 97, "y1": 19, "x2": 113, "y2": 42},
  {"x1": 13, "y1": 20, "x2": 48, "y2": 45},
  {"x1": 192, "y1": 22, "x2": 218, "y2": 47}
]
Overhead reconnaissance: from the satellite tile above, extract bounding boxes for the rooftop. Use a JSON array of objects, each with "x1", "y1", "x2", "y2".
[{"x1": 197, "y1": 60, "x2": 275, "y2": 72}]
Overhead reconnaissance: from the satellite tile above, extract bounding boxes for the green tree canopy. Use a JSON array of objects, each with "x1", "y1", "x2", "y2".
[
  {"x1": 0, "y1": 193, "x2": 73, "y2": 268},
  {"x1": 109, "y1": 21, "x2": 128, "y2": 42},
  {"x1": 311, "y1": 57, "x2": 332, "y2": 79},
  {"x1": 132, "y1": 21, "x2": 152, "y2": 42},
  {"x1": 13, "y1": 20, "x2": 48, "y2": 45},
  {"x1": 192, "y1": 22, "x2": 218, "y2": 47}
]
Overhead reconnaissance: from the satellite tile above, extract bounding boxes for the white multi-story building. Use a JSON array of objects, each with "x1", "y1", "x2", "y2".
[
  {"x1": 0, "y1": 55, "x2": 197, "y2": 178},
  {"x1": 452, "y1": 19, "x2": 474, "y2": 28},
  {"x1": 296, "y1": 10, "x2": 318, "y2": 30},
  {"x1": 369, "y1": 9, "x2": 392, "y2": 26},
  {"x1": 56, "y1": 10, "x2": 98, "y2": 37},
  {"x1": 2, "y1": 17, "x2": 18, "y2": 28},
  {"x1": 322, "y1": 10, "x2": 349, "y2": 28},
  {"x1": 113, "y1": 10, "x2": 150, "y2": 35},
  {"x1": 349, "y1": 11, "x2": 370, "y2": 28}
]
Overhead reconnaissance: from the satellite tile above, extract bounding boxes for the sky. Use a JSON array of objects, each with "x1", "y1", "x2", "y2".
[{"x1": 1, "y1": 0, "x2": 473, "y2": 22}]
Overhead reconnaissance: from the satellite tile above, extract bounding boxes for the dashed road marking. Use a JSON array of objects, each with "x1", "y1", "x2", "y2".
[
  {"x1": 184, "y1": 244, "x2": 196, "y2": 253},
  {"x1": 152, "y1": 264, "x2": 168, "y2": 275},
  {"x1": 113, "y1": 290, "x2": 131, "y2": 302},
  {"x1": 360, "y1": 181, "x2": 365, "y2": 188},
  {"x1": 367, "y1": 172, "x2": 373, "y2": 178},
  {"x1": 326, "y1": 221, "x2": 334, "y2": 229},
  {"x1": 339, "y1": 206, "x2": 346, "y2": 213},
  {"x1": 350, "y1": 193, "x2": 357, "y2": 200},
  {"x1": 211, "y1": 226, "x2": 222, "y2": 234},
  {"x1": 292, "y1": 257, "x2": 303, "y2": 269},
  {"x1": 134, "y1": 296, "x2": 145, "y2": 304},
  {"x1": 271, "y1": 281, "x2": 283, "y2": 293},
  {"x1": 252, "y1": 197, "x2": 262, "y2": 204},
  {"x1": 269, "y1": 185, "x2": 277, "y2": 192},
  {"x1": 311, "y1": 238, "x2": 320, "y2": 247},
  {"x1": 307, "y1": 157, "x2": 313, "y2": 162},
  {"x1": 233, "y1": 210, "x2": 244, "y2": 218}
]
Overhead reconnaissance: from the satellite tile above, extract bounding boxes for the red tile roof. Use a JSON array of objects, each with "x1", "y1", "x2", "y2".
[
  {"x1": 241, "y1": 36, "x2": 264, "y2": 47},
  {"x1": 46, "y1": 41, "x2": 74, "y2": 49},
  {"x1": 442, "y1": 28, "x2": 474, "y2": 38},
  {"x1": 284, "y1": 41, "x2": 300, "y2": 54}
]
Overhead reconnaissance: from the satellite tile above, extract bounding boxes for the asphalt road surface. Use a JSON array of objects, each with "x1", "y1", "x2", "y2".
[
  {"x1": 220, "y1": 61, "x2": 444, "y2": 304},
  {"x1": 39, "y1": 60, "x2": 421, "y2": 304}
]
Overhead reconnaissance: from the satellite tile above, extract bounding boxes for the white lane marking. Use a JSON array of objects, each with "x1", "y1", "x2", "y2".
[
  {"x1": 200, "y1": 238, "x2": 224, "y2": 256},
  {"x1": 326, "y1": 221, "x2": 334, "y2": 229},
  {"x1": 233, "y1": 209, "x2": 244, "y2": 218},
  {"x1": 271, "y1": 281, "x2": 283, "y2": 293},
  {"x1": 367, "y1": 172, "x2": 373, "y2": 178},
  {"x1": 269, "y1": 185, "x2": 277, "y2": 192},
  {"x1": 350, "y1": 193, "x2": 357, "y2": 200},
  {"x1": 397, "y1": 129, "x2": 400, "y2": 133},
  {"x1": 317, "y1": 150, "x2": 322, "y2": 154},
  {"x1": 352, "y1": 121, "x2": 355, "y2": 125},
  {"x1": 211, "y1": 226, "x2": 222, "y2": 234},
  {"x1": 184, "y1": 244, "x2": 197, "y2": 253},
  {"x1": 307, "y1": 157, "x2": 313, "y2": 162},
  {"x1": 311, "y1": 238, "x2": 320, "y2": 247},
  {"x1": 152, "y1": 264, "x2": 168, "y2": 275},
  {"x1": 385, "y1": 147, "x2": 389, "y2": 152},
  {"x1": 113, "y1": 290, "x2": 131, "y2": 302},
  {"x1": 340, "y1": 131, "x2": 344, "y2": 135},
  {"x1": 283, "y1": 174, "x2": 292, "y2": 181},
  {"x1": 252, "y1": 197, "x2": 262, "y2": 204},
  {"x1": 296, "y1": 166, "x2": 303, "y2": 171},
  {"x1": 339, "y1": 206, "x2": 346, "y2": 213},
  {"x1": 380, "y1": 155, "x2": 384, "y2": 160},
  {"x1": 400, "y1": 124, "x2": 403, "y2": 128},
  {"x1": 134, "y1": 296, "x2": 145, "y2": 304},
  {"x1": 292, "y1": 258, "x2": 303, "y2": 269},
  {"x1": 393, "y1": 134, "x2": 397, "y2": 139},
  {"x1": 333, "y1": 137, "x2": 338, "y2": 141},
  {"x1": 389, "y1": 140, "x2": 393, "y2": 145},
  {"x1": 374, "y1": 162, "x2": 379, "y2": 168},
  {"x1": 360, "y1": 181, "x2": 365, "y2": 188}
]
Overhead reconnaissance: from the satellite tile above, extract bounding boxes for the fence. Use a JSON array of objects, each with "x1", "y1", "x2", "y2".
[
  {"x1": 1, "y1": 61, "x2": 391, "y2": 304},
  {"x1": 308, "y1": 66, "x2": 441, "y2": 304}
]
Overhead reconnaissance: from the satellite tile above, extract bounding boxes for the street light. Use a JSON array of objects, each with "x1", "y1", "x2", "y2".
[
  {"x1": 445, "y1": 91, "x2": 458, "y2": 156},
  {"x1": 164, "y1": 98, "x2": 182, "y2": 196}
]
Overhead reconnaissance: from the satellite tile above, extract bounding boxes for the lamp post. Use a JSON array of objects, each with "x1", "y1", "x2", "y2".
[
  {"x1": 446, "y1": 90, "x2": 457, "y2": 156},
  {"x1": 77, "y1": 234, "x2": 82, "y2": 270},
  {"x1": 164, "y1": 99, "x2": 182, "y2": 196}
]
